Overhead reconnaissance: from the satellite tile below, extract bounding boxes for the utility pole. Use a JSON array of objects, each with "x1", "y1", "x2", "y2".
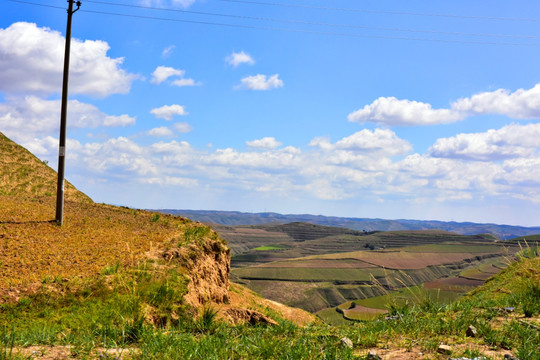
[{"x1": 56, "y1": 0, "x2": 81, "y2": 226}]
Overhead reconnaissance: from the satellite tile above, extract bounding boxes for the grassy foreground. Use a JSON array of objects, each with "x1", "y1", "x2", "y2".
[{"x1": 1, "y1": 250, "x2": 538, "y2": 359}]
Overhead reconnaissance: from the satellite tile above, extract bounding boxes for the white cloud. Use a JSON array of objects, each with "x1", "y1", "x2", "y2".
[
  {"x1": 226, "y1": 51, "x2": 255, "y2": 67},
  {"x1": 207, "y1": 147, "x2": 301, "y2": 169},
  {"x1": 161, "y1": 45, "x2": 175, "y2": 58},
  {"x1": 334, "y1": 129, "x2": 412, "y2": 155},
  {"x1": 348, "y1": 83, "x2": 540, "y2": 126},
  {"x1": 452, "y1": 84, "x2": 540, "y2": 119},
  {"x1": 150, "y1": 66, "x2": 200, "y2": 87},
  {"x1": 236, "y1": 74, "x2": 283, "y2": 91},
  {"x1": 150, "y1": 104, "x2": 188, "y2": 120},
  {"x1": 171, "y1": 78, "x2": 201, "y2": 87},
  {"x1": 309, "y1": 128, "x2": 412, "y2": 156},
  {"x1": 148, "y1": 126, "x2": 174, "y2": 137},
  {"x1": 80, "y1": 137, "x2": 158, "y2": 176},
  {"x1": 150, "y1": 66, "x2": 185, "y2": 84},
  {"x1": 11, "y1": 113, "x2": 540, "y2": 220},
  {"x1": 429, "y1": 123, "x2": 540, "y2": 161},
  {"x1": 173, "y1": 122, "x2": 193, "y2": 133},
  {"x1": 246, "y1": 137, "x2": 282, "y2": 149},
  {"x1": 348, "y1": 97, "x2": 463, "y2": 126},
  {"x1": 0, "y1": 96, "x2": 135, "y2": 144},
  {"x1": 0, "y1": 22, "x2": 136, "y2": 97}
]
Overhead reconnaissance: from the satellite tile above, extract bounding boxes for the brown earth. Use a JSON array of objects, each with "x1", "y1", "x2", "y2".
[
  {"x1": 327, "y1": 250, "x2": 500, "y2": 270},
  {"x1": 258, "y1": 258, "x2": 377, "y2": 269},
  {"x1": 424, "y1": 276, "x2": 484, "y2": 290}
]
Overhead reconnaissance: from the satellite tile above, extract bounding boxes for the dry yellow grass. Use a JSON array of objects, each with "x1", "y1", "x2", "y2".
[
  {"x1": 0, "y1": 132, "x2": 91, "y2": 202},
  {"x1": 0, "y1": 132, "x2": 200, "y2": 298},
  {"x1": 0, "y1": 194, "x2": 192, "y2": 295}
]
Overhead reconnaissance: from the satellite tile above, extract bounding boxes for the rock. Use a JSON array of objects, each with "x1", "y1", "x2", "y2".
[
  {"x1": 223, "y1": 308, "x2": 278, "y2": 326},
  {"x1": 504, "y1": 355, "x2": 518, "y2": 360},
  {"x1": 466, "y1": 325, "x2": 477, "y2": 337},
  {"x1": 339, "y1": 337, "x2": 353, "y2": 349},
  {"x1": 438, "y1": 344, "x2": 452, "y2": 355},
  {"x1": 367, "y1": 350, "x2": 382, "y2": 360}
]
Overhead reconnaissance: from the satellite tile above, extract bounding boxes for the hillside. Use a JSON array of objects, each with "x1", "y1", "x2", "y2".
[
  {"x1": 0, "y1": 132, "x2": 91, "y2": 203},
  {"x1": 0, "y1": 132, "x2": 314, "y2": 327},
  {"x1": 159, "y1": 209, "x2": 540, "y2": 240}
]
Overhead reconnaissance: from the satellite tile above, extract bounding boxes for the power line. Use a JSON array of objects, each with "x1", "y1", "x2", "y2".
[
  {"x1": 78, "y1": 8, "x2": 540, "y2": 46},
  {"x1": 8, "y1": 0, "x2": 540, "y2": 46},
  {"x1": 219, "y1": 0, "x2": 540, "y2": 23},
  {"x1": 8, "y1": 0, "x2": 64, "y2": 10},
  {"x1": 81, "y1": 0, "x2": 540, "y2": 40}
]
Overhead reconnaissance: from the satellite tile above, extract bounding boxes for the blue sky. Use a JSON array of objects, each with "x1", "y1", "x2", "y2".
[{"x1": 1, "y1": 0, "x2": 540, "y2": 226}]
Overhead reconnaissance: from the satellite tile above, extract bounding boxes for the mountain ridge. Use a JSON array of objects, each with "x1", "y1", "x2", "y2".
[{"x1": 156, "y1": 209, "x2": 540, "y2": 240}]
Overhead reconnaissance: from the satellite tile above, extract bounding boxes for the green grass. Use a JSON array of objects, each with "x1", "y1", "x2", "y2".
[
  {"x1": 352, "y1": 286, "x2": 460, "y2": 311},
  {"x1": 253, "y1": 245, "x2": 288, "y2": 251},
  {"x1": 1, "y1": 249, "x2": 538, "y2": 359}
]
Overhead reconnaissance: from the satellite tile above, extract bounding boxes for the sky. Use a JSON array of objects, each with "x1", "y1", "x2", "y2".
[{"x1": 1, "y1": 0, "x2": 540, "y2": 227}]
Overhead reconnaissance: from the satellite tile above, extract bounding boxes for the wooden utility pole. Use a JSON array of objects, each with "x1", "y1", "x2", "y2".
[{"x1": 56, "y1": 0, "x2": 81, "y2": 225}]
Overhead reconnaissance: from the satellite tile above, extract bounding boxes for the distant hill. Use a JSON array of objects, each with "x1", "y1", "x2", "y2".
[{"x1": 156, "y1": 209, "x2": 540, "y2": 240}]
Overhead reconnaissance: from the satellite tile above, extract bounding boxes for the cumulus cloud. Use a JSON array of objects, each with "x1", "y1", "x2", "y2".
[
  {"x1": 348, "y1": 97, "x2": 463, "y2": 126},
  {"x1": 246, "y1": 137, "x2": 282, "y2": 149},
  {"x1": 0, "y1": 96, "x2": 135, "y2": 143},
  {"x1": 0, "y1": 22, "x2": 136, "y2": 97},
  {"x1": 207, "y1": 146, "x2": 301, "y2": 169},
  {"x1": 147, "y1": 126, "x2": 174, "y2": 137},
  {"x1": 226, "y1": 51, "x2": 255, "y2": 67},
  {"x1": 334, "y1": 129, "x2": 412, "y2": 155},
  {"x1": 11, "y1": 110, "x2": 540, "y2": 218},
  {"x1": 429, "y1": 123, "x2": 540, "y2": 161},
  {"x1": 171, "y1": 78, "x2": 200, "y2": 87},
  {"x1": 150, "y1": 104, "x2": 188, "y2": 120},
  {"x1": 348, "y1": 83, "x2": 540, "y2": 126},
  {"x1": 150, "y1": 66, "x2": 185, "y2": 84},
  {"x1": 452, "y1": 84, "x2": 540, "y2": 119},
  {"x1": 80, "y1": 137, "x2": 158, "y2": 176},
  {"x1": 150, "y1": 66, "x2": 200, "y2": 87},
  {"x1": 236, "y1": 74, "x2": 283, "y2": 91},
  {"x1": 173, "y1": 122, "x2": 193, "y2": 133},
  {"x1": 310, "y1": 128, "x2": 412, "y2": 156}
]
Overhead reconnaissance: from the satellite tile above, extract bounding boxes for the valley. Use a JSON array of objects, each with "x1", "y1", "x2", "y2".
[{"x1": 205, "y1": 222, "x2": 527, "y2": 322}]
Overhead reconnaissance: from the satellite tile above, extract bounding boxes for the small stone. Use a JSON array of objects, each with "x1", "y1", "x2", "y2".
[
  {"x1": 367, "y1": 350, "x2": 382, "y2": 360},
  {"x1": 340, "y1": 337, "x2": 353, "y2": 349},
  {"x1": 466, "y1": 325, "x2": 478, "y2": 337},
  {"x1": 438, "y1": 344, "x2": 452, "y2": 355}
]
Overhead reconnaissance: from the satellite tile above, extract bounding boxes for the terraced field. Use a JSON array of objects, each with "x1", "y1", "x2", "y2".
[
  {"x1": 217, "y1": 211, "x2": 534, "y2": 323},
  {"x1": 232, "y1": 239, "x2": 522, "y2": 316},
  {"x1": 226, "y1": 223, "x2": 505, "y2": 268}
]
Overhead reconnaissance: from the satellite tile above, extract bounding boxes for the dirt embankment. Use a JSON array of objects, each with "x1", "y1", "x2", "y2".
[
  {"x1": 162, "y1": 237, "x2": 317, "y2": 326},
  {"x1": 163, "y1": 238, "x2": 231, "y2": 307}
]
